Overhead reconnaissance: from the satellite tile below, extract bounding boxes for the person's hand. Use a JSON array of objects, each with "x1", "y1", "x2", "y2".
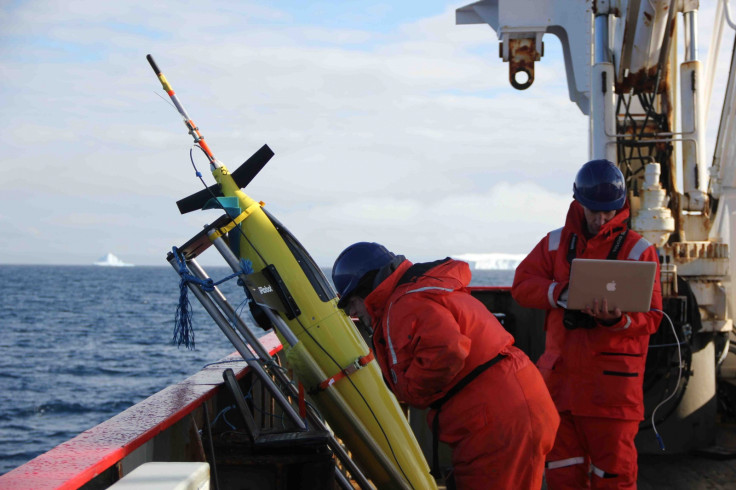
[{"x1": 582, "y1": 298, "x2": 622, "y2": 325}]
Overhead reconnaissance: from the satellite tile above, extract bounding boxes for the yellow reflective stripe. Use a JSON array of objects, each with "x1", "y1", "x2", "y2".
[{"x1": 209, "y1": 201, "x2": 264, "y2": 240}]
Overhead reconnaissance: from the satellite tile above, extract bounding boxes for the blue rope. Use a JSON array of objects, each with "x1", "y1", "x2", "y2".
[
  {"x1": 172, "y1": 247, "x2": 198, "y2": 350},
  {"x1": 172, "y1": 247, "x2": 254, "y2": 350}
]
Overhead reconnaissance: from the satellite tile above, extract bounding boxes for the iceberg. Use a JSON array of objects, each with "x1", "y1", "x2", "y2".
[
  {"x1": 452, "y1": 253, "x2": 527, "y2": 271},
  {"x1": 94, "y1": 253, "x2": 134, "y2": 267}
]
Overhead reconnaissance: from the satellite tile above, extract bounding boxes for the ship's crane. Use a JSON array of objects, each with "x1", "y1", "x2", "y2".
[{"x1": 457, "y1": 0, "x2": 736, "y2": 452}]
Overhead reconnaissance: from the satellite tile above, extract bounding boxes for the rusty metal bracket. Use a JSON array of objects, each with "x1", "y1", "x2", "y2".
[{"x1": 505, "y1": 37, "x2": 543, "y2": 90}]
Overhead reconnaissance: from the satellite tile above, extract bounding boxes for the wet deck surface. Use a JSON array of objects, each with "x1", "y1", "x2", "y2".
[{"x1": 638, "y1": 422, "x2": 736, "y2": 489}]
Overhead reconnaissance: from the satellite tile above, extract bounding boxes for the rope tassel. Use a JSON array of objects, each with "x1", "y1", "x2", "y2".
[
  {"x1": 174, "y1": 275, "x2": 196, "y2": 349},
  {"x1": 171, "y1": 247, "x2": 255, "y2": 350},
  {"x1": 173, "y1": 247, "x2": 199, "y2": 350}
]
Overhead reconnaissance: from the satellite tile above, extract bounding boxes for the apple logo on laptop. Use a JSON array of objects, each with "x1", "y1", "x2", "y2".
[{"x1": 606, "y1": 280, "x2": 617, "y2": 292}]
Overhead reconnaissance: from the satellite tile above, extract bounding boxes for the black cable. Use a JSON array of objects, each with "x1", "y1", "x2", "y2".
[{"x1": 202, "y1": 402, "x2": 221, "y2": 490}]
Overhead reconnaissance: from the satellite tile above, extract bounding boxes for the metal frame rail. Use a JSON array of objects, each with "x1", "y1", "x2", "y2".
[{"x1": 166, "y1": 217, "x2": 374, "y2": 490}]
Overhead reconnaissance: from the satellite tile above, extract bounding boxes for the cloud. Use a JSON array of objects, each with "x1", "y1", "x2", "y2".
[
  {"x1": 0, "y1": 1, "x2": 729, "y2": 266},
  {"x1": 277, "y1": 180, "x2": 572, "y2": 266}
]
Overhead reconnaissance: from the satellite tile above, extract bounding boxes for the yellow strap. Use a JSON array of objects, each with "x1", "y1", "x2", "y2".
[{"x1": 210, "y1": 201, "x2": 264, "y2": 240}]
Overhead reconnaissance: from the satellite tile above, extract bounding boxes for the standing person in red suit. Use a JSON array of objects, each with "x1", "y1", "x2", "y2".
[
  {"x1": 512, "y1": 159, "x2": 663, "y2": 489},
  {"x1": 332, "y1": 242, "x2": 559, "y2": 489}
]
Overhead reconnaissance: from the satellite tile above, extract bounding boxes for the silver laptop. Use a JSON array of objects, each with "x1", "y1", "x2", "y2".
[{"x1": 566, "y1": 258, "x2": 657, "y2": 312}]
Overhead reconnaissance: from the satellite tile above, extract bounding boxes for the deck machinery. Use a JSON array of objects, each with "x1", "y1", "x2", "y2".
[{"x1": 456, "y1": 0, "x2": 736, "y2": 452}]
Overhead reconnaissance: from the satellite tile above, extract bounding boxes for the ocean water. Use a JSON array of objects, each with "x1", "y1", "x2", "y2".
[{"x1": 0, "y1": 264, "x2": 515, "y2": 476}]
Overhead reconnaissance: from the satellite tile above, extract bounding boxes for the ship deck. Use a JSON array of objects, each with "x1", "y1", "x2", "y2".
[{"x1": 637, "y1": 420, "x2": 736, "y2": 489}]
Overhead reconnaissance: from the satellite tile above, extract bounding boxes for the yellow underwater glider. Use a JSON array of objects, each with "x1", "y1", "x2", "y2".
[{"x1": 147, "y1": 55, "x2": 435, "y2": 490}]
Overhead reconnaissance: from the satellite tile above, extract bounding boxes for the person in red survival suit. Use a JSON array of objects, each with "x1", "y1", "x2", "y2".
[
  {"x1": 512, "y1": 159, "x2": 663, "y2": 489},
  {"x1": 332, "y1": 242, "x2": 560, "y2": 490}
]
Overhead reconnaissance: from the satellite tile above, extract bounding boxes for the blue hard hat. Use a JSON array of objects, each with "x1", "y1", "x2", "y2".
[
  {"x1": 332, "y1": 242, "x2": 396, "y2": 307},
  {"x1": 573, "y1": 159, "x2": 626, "y2": 211}
]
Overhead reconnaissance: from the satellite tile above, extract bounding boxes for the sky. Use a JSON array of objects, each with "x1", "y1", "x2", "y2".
[{"x1": 0, "y1": 1, "x2": 732, "y2": 267}]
